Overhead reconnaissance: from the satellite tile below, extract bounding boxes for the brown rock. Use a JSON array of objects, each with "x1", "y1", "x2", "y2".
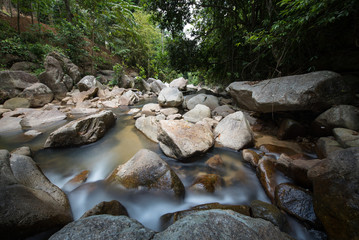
[
  {"x1": 80, "y1": 200, "x2": 128, "y2": 219},
  {"x1": 242, "y1": 149, "x2": 261, "y2": 167},
  {"x1": 63, "y1": 170, "x2": 90, "y2": 192},
  {"x1": 189, "y1": 174, "x2": 224, "y2": 193},
  {"x1": 205, "y1": 155, "x2": 224, "y2": 170},
  {"x1": 257, "y1": 158, "x2": 277, "y2": 203}
]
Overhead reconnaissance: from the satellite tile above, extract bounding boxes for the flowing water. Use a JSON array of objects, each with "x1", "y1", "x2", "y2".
[{"x1": 0, "y1": 101, "x2": 321, "y2": 239}]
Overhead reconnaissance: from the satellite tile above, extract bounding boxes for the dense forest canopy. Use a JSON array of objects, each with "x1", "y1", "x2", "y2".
[{"x1": 0, "y1": 0, "x2": 358, "y2": 85}]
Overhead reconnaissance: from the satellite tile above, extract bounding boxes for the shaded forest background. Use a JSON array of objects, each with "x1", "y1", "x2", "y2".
[{"x1": 0, "y1": 0, "x2": 358, "y2": 86}]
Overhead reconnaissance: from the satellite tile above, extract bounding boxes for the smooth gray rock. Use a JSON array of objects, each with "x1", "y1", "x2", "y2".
[
  {"x1": 227, "y1": 71, "x2": 352, "y2": 113},
  {"x1": 333, "y1": 128, "x2": 359, "y2": 148},
  {"x1": 315, "y1": 105, "x2": 359, "y2": 131},
  {"x1": 120, "y1": 74, "x2": 134, "y2": 88},
  {"x1": 150, "y1": 79, "x2": 166, "y2": 94},
  {"x1": 3, "y1": 97, "x2": 30, "y2": 110},
  {"x1": 186, "y1": 94, "x2": 220, "y2": 110},
  {"x1": 10, "y1": 61, "x2": 39, "y2": 72},
  {"x1": 135, "y1": 116, "x2": 159, "y2": 143},
  {"x1": 77, "y1": 75, "x2": 100, "y2": 92},
  {"x1": 20, "y1": 108, "x2": 67, "y2": 129},
  {"x1": 0, "y1": 117, "x2": 22, "y2": 133},
  {"x1": 183, "y1": 104, "x2": 211, "y2": 123},
  {"x1": 11, "y1": 146, "x2": 32, "y2": 157},
  {"x1": 214, "y1": 111, "x2": 254, "y2": 150},
  {"x1": 49, "y1": 215, "x2": 155, "y2": 240},
  {"x1": 158, "y1": 87, "x2": 184, "y2": 107},
  {"x1": 44, "y1": 110, "x2": 116, "y2": 148},
  {"x1": 212, "y1": 105, "x2": 235, "y2": 117},
  {"x1": 316, "y1": 137, "x2": 344, "y2": 158},
  {"x1": 169, "y1": 77, "x2": 187, "y2": 90},
  {"x1": 19, "y1": 83, "x2": 54, "y2": 107}
]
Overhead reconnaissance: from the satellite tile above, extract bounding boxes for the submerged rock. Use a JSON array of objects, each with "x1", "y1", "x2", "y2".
[
  {"x1": 44, "y1": 110, "x2": 116, "y2": 148},
  {"x1": 106, "y1": 149, "x2": 185, "y2": 199},
  {"x1": 189, "y1": 174, "x2": 224, "y2": 193},
  {"x1": 80, "y1": 200, "x2": 129, "y2": 219}
]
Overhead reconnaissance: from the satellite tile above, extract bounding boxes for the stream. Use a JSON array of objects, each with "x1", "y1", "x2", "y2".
[{"x1": 0, "y1": 100, "x2": 321, "y2": 240}]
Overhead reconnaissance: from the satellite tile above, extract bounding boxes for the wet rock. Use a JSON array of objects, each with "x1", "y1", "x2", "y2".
[
  {"x1": 169, "y1": 77, "x2": 187, "y2": 90},
  {"x1": 212, "y1": 105, "x2": 235, "y2": 117},
  {"x1": 135, "y1": 116, "x2": 159, "y2": 143},
  {"x1": 316, "y1": 137, "x2": 344, "y2": 158},
  {"x1": 257, "y1": 158, "x2": 277, "y2": 203},
  {"x1": 0, "y1": 150, "x2": 73, "y2": 239},
  {"x1": 275, "y1": 183, "x2": 318, "y2": 227},
  {"x1": 106, "y1": 149, "x2": 185, "y2": 199},
  {"x1": 259, "y1": 144, "x2": 298, "y2": 156},
  {"x1": 24, "y1": 129, "x2": 42, "y2": 139},
  {"x1": 0, "y1": 117, "x2": 22, "y2": 133},
  {"x1": 314, "y1": 105, "x2": 359, "y2": 131},
  {"x1": 333, "y1": 128, "x2": 359, "y2": 148},
  {"x1": 189, "y1": 174, "x2": 224, "y2": 193},
  {"x1": 80, "y1": 200, "x2": 128, "y2": 219},
  {"x1": 186, "y1": 93, "x2": 220, "y2": 110},
  {"x1": 214, "y1": 111, "x2": 254, "y2": 150},
  {"x1": 183, "y1": 104, "x2": 211, "y2": 123},
  {"x1": 254, "y1": 135, "x2": 303, "y2": 155},
  {"x1": 44, "y1": 110, "x2": 116, "y2": 148},
  {"x1": 0, "y1": 70, "x2": 39, "y2": 103},
  {"x1": 150, "y1": 79, "x2": 166, "y2": 94},
  {"x1": 205, "y1": 154, "x2": 224, "y2": 170},
  {"x1": 10, "y1": 61, "x2": 39, "y2": 72},
  {"x1": 20, "y1": 108, "x2": 67, "y2": 129},
  {"x1": 3, "y1": 97, "x2": 30, "y2": 110},
  {"x1": 19, "y1": 83, "x2": 54, "y2": 107},
  {"x1": 308, "y1": 147, "x2": 359, "y2": 240},
  {"x1": 49, "y1": 215, "x2": 155, "y2": 240},
  {"x1": 11, "y1": 146, "x2": 32, "y2": 157},
  {"x1": 227, "y1": 71, "x2": 352, "y2": 113},
  {"x1": 242, "y1": 149, "x2": 261, "y2": 167},
  {"x1": 250, "y1": 200, "x2": 286, "y2": 230},
  {"x1": 63, "y1": 170, "x2": 90, "y2": 192},
  {"x1": 154, "y1": 210, "x2": 293, "y2": 240},
  {"x1": 77, "y1": 75, "x2": 102, "y2": 92},
  {"x1": 158, "y1": 120, "x2": 214, "y2": 160},
  {"x1": 158, "y1": 87, "x2": 183, "y2": 107},
  {"x1": 277, "y1": 119, "x2": 306, "y2": 140}
]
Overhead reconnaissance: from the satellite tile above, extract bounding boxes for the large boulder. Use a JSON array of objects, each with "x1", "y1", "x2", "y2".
[
  {"x1": 44, "y1": 110, "x2": 116, "y2": 148},
  {"x1": 227, "y1": 71, "x2": 352, "y2": 113},
  {"x1": 186, "y1": 94, "x2": 220, "y2": 110},
  {"x1": 49, "y1": 51, "x2": 81, "y2": 84},
  {"x1": 106, "y1": 149, "x2": 185, "y2": 199},
  {"x1": 308, "y1": 147, "x2": 359, "y2": 240},
  {"x1": 20, "y1": 108, "x2": 67, "y2": 129},
  {"x1": 314, "y1": 105, "x2": 359, "y2": 131},
  {"x1": 153, "y1": 210, "x2": 292, "y2": 240},
  {"x1": 49, "y1": 215, "x2": 155, "y2": 240},
  {"x1": 158, "y1": 120, "x2": 214, "y2": 160},
  {"x1": 0, "y1": 150, "x2": 73, "y2": 239},
  {"x1": 214, "y1": 111, "x2": 254, "y2": 150},
  {"x1": 169, "y1": 77, "x2": 187, "y2": 91},
  {"x1": 19, "y1": 83, "x2": 54, "y2": 107},
  {"x1": 0, "y1": 70, "x2": 39, "y2": 103},
  {"x1": 135, "y1": 116, "x2": 159, "y2": 143},
  {"x1": 158, "y1": 87, "x2": 184, "y2": 107},
  {"x1": 0, "y1": 117, "x2": 22, "y2": 133},
  {"x1": 10, "y1": 61, "x2": 39, "y2": 72},
  {"x1": 183, "y1": 104, "x2": 211, "y2": 123},
  {"x1": 120, "y1": 74, "x2": 134, "y2": 88},
  {"x1": 3, "y1": 97, "x2": 30, "y2": 110},
  {"x1": 77, "y1": 75, "x2": 101, "y2": 92}
]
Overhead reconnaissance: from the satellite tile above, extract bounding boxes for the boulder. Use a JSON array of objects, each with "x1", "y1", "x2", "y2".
[
  {"x1": 183, "y1": 104, "x2": 211, "y2": 123},
  {"x1": 49, "y1": 215, "x2": 155, "y2": 240},
  {"x1": 10, "y1": 61, "x2": 39, "y2": 72},
  {"x1": 20, "y1": 108, "x2": 67, "y2": 129},
  {"x1": 250, "y1": 200, "x2": 286, "y2": 230},
  {"x1": 96, "y1": 70, "x2": 115, "y2": 85},
  {"x1": 80, "y1": 200, "x2": 128, "y2": 219},
  {"x1": 135, "y1": 116, "x2": 159, "y2": 143},
  {"x1": 186, "y1": 94, "x2": 220, "y2": 110},
  {"x1": 214, "y1": 111, "x2": 254, "y2": 150},
  {"x1": 19, "y1": 83, "x2": 54, "y2": 107},
  {"x1": 153, "y1": 210, "x2": 293, "y2": 240},
  {"x1": 160, "y1": 107, "x2": 179, "y2": 116},
  {"x1": 106, "y1": 149, "x2": 185, "y2": 199},
  {"x1": 77, "y1": 75, "x2": 101, "y2": 92},
  {"x1": 158, "y1": 87, "x2": 183, "y2": 107},
  {"x1": 0, "y1": 70, "x2": 39, "y2": 103},
  {"x1": 11, "y1": 146, "x2": 32, "y2": 157},
  {"x1": 314, "y1": 105, "x2": 359, "y2": 131},
  {"x1": 169, "y1": 77, "x2": 187, "y2": 90},
  {"x1": 212, "y1": 105, "x2": 235, "y2": 117},
  {"x1": 333, "y1": 128, "x2": 359, "y2": 148},
  {"x1": 0, "y1": 150, "x2": 73, "y2": 239},
  {"x1": 316, "y1": 137, "x2": 344, "y2": 158},
  {"x1": 227, "y1": 71, "x2": 352, "y2": 113},
  {"x1": 158, "y1": 120, "x2": 214, "y2": 160},
  {"x1": 120, "y1": 74, "x2": 134, "y2": 88},
  {"x1": 44, "y1": 110, "x2": 116, "y2": 148},
  {"x1": 150, "y1": 79, "x2": 166, "y2": 94},
  {"x1": 308, "y1": 147, "x2": 359, "y2": 240},
  {"x1": 277, "y1": 119, "x2": 306, "y2": 140},
  {"x1": 3, "y1": 97, "x2": 30, "y2": 110},
  {"x1": 0, "y1": 117, "x2": 22, "y2": 133},
  {"x1": 142, "y1": 103, "x2": 161, "y2": 116},
  {"x1": 48, "y1": 51, "x2": 81, "y2": 84}
]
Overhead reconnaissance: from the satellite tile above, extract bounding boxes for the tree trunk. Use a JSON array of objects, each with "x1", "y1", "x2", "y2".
[
  {"x1": 9, "y1": 0, "x2": 12, "y2": 18},
  {"x1": 63, "y1": 0, "x2": 73, "y2": 22},
  {"x1": 91, "y1": 25, "x2": 95, "y2": 74},
  {"x1": 30, "y1": 1, "x2": 34, "y2": 25},
  {"x1": 17, "y1": 1, "x2": 20, "y2": 34}
]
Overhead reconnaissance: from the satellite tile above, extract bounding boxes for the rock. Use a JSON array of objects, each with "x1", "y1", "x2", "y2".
[
  {"x1": 0, "y1": 108, "x2": 10, "y2": 117},
  {"x1": 314, "y1": 105, "x2": 359, "y2": 131},
  {"x1": 0, "y1": 150, "x2": 73, "y2": 239},
  {"x1": 150, "y1": 79, "x2": 166, "y2": 94},
  {"x1": 214, "y1": 111, "x2": 254, "y2": 150},
  {"x1": 24, "y1": 129, "x2": 42, "y2": 139},
  {"x1": 80, "y1": 200, "x2": 128, "y2": 219},
  {"x1": 11, "y1": 146, "x2": 32, "y2": 157},
  {"x1": 257, "y1": 158, "x2": 277, "y2": 203},
  {"x1": 186, "y1": 94, "x2": 220, "y2": 110},
  {"x1": 10, "y1": 61, "x2": 39, "y2": 72},
  {"x1": 160, "y1": 107, "x2": 179, "y2": 116},
  {"x1": 106, "y1": 149, "x2": 185, "y2": 199},
  {"x1": 77, "y1": 75, "x2": 101, "y2": 92},
  {"x1": 20, "y1": 108, "x2": 67, "y2": 129},
  {"x1": 242, "y1": 149, "x2": 261, "y2": 167},
  {"x1": 189, "y1": 174, "x2": 224, "y2": 193},
  {"x1": 154, "y1": 210, "x2": 293, "y2": 240},
  {"x1": 63, "y1": 170, "x2": 90, "y2": 192},
  {"x1": 141, "y1": 79, "x2": 151, "y2": 91},
  {"x1": 142, "y1": 103, "x2": 161, "y2": 115},
  {"x1": 158, "y1": 87, "x2": 183, "y2": 107},
  {"x1": 169, "y1": 77, "x2": 187, "y2": 90},
  {"x1": 227, "y1": 71, "x2": 352, "y2": 113},
  {"x1": 205, "y1": 154, "x2": 224, "y2": 170},
  {"x1": 316, "y1": 137, "x2": 344, "y2": 158},
  {"x1": 212, "y1": 105, "x2": 235, "y2": 117},
  {"x1": 19, "y1": 83, "x2": 54, "y2": 107},
  {"x1": 277, "y1": 119, "x2": 306, "y2": 140},
  {"x1": 3, "y1": 97, "x2": 30, "y2": 110},
  {"x1": 196, "y1": 117, "x2": 219, "y2": 131},
  {"x1": 254, "y1": 135, "x2": 303, "y2": 155},
  {"x1": 96, "y1": 70, "x2": 115, "y2": 84},
  {"x1": 49, "y1": 215, "x2": 155, "y2": 240},
  {"x1": 275, "y1": 183, "x2": 318, "y2": 227},
  {"x1": 258, "y1": 144, "x2": 298, "y2": 156},
  {"x1": 183, "y1": 104, "x2": 211, "y2": 123},
  {"x1": 158, "y1": 120, "x2": 214, "y2": 160},
  {"x1": 44, "y1": 110, "x2": 116, "y2": 148},
  {"x1": 0, "y1": 70, "x2": 39, "y2": 103},
  {"x1": 122, "y1": 90, "x2": 139, "y2": 105},
  {"x1": 120, "y1": 74, "x2": 134, "y2": 88},
  {"x1": 135, "y1": 116, "x2": 159, "y2": 143},
  {"x1": 250, "y1": 200, "x2": 286, "y2": 230},
  {"x1": 0, "y1": 117, "x2": 22, "y2": 133},
  {"x1": 308, "y1": 147, "x2": 359, "y2": 240},
  {"x1": 333, "y1": 128, "x2": 359, "y2": 148},
  {"x1": 49, "y1": 51, "x2": 81, "y2": 84},
  {"x1": 167, "y1": 114, "x2": 182, "y2": 120}
]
